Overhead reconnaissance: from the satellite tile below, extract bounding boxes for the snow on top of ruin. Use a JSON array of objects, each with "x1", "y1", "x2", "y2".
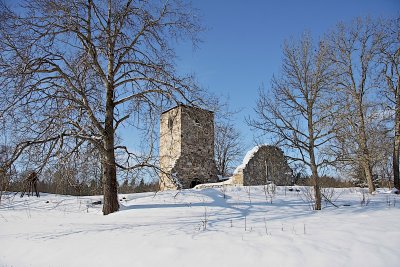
[{"x1": 233, "y1": 145, "x2": 265, "y2": 175}]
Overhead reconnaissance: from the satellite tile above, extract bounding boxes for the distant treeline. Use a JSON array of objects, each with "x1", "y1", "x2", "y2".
[{"x1": 4, "y1": 170, "x2": 159, "y2": 196}]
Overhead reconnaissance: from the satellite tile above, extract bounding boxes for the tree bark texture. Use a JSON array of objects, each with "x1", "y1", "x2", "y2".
[
  {"x1": 102, "y1": 84, "x2": 119, "y2": 215},
  {"x1": 308, "y1": 112, "x2": 321, "y2": 210},
  {"x1": 394, "y1": 94, "x2": 400, "y2": 189},
  {"x1": 355, "y1": 96, "x2": 376, "y2": 193}
]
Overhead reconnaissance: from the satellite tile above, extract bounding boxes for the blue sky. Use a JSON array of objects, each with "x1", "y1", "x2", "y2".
[
  {"x1": 173, "y1": 0, "x2": 400, "y2": 152},
  {"x1": 7, "y1": 0, "x2": 398, "y2": 164}
]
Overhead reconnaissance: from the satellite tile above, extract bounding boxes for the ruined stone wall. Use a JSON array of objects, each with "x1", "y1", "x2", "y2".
[
  {"x1": 235, "y1": 146, "x2": 292, "y2": 186},
  {"x1": 159, "y1": 107, "x2": 182, "y2": 190},
  {"x1": 159, "y1": 105, "x2": 218, "y2": 190}
]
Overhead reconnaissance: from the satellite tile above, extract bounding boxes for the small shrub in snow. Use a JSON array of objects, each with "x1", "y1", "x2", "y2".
[
  {"x1": 263, "y1": 183, "x2": 276, "y2": 204},
  {"x1": 245, "y1": 186, "x2": 252, "y2": 204},
  {"x1": 221, "y1": 184, "x2": 228, "y2": 199},
  {"x1": 360, "y1": 190, "x2": 370, "y2": 207},
  {"x1": 263, "y1": 217, "x2": 269, "y2": 235},
  {"x1": 299, "y1": 187, "x2": 316, "y2": 210},
  {"x1": 194, "y1": 207, "x2": 209, "y2": 231},
  {"x1": 321, "y1": 188, "x2": 341, "y2": 208}
]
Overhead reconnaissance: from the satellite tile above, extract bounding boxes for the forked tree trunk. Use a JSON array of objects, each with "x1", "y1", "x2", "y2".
[
  {"x1": 356, "y1": 94, "x2": 376, "y2": 194},
  {"x1": 363, "y1": 162, "x2": 375, "y2": 194},
  {"x1": 359, "y1": 134, "x2": 375, "y2": 194}
]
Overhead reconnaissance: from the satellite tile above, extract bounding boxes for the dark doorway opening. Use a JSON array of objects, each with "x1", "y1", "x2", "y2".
[{"x1": 190, "y1": 180, "x2": 201, "y2": 188}]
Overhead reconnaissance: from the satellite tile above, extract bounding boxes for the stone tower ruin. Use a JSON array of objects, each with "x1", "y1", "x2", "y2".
[{"x1": 159, "y1": 105, "x2": 218, "y2": 190}]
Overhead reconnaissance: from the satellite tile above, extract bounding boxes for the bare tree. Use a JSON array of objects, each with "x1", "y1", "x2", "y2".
[
  {"x1": 0, "y1": 0, "x2": 203, "y2": 214},
  {"x1": 331, "y1": 102, "x2": 392, "y2": 188},
  {"x1": 326, "y1": 17, "x2": 383, "y2": 193},
  {"x1": 249, "y1": 34, "x2": 335, "y2": 210},
  {"x1": 214, "y1": 121, "x2": 243, "y2": 177},
  {"x1": 378, "y1": 17, "x2": 400, "y2": 189}
]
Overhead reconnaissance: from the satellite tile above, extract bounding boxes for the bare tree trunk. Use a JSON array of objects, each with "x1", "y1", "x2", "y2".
[
  {"x1": 394, "y1": 95, "x2": 400, "y2": 189},
  {"x1": 308, "y1": 115, "x2": 321, "y2": 210},
  {"x1": 102, "y1": 2, "x2": 119, "y2": 215},
  {"x1": 0, "y1": 168, "x2": 5, "y2": 205},
  {"x1": 102, "y1": 155, "x2": 119, "y2": 215},
  {"x1": 363, "y1": 162, "x2": 375, "y2": 193},
  {"x1": 311, "y1": 164, "x2": 321, "y2": 210},
  {"x1": 102, "y1": 85, "x2": 119, "y2": 215},
  {"x1": 356, "y1": 97, "x2": 376, "y2": 193}
]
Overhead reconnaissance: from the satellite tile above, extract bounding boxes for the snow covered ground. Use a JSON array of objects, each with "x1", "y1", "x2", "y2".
[{"x1": 1, "y1": 186, "x2": 399, "y2": 267}]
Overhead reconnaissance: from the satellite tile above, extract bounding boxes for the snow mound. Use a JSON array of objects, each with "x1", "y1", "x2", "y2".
[{"x1": 1, "y1": 187, "x2": 400, "y2": 267}]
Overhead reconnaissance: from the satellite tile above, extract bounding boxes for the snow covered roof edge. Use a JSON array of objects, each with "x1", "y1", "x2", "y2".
[{"x1": 233, "y1": 145, "x2": 266, "y2": 175}]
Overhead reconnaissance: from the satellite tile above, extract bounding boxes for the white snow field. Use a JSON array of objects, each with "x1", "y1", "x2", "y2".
[{"x1": 1, "y1": 186, "x2": 399, "y2": 267}]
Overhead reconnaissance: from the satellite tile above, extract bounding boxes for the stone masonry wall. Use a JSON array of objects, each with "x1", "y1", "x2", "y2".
[
  {"x1": 159, "y1": 105, "x2": 218, "y2": 190},
  {"x1": 236, "y1": 146, "x2": 292, "y2": 186},
  {"x1": 159, "y1": 107, "x2": 182, "y2": 190}
]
